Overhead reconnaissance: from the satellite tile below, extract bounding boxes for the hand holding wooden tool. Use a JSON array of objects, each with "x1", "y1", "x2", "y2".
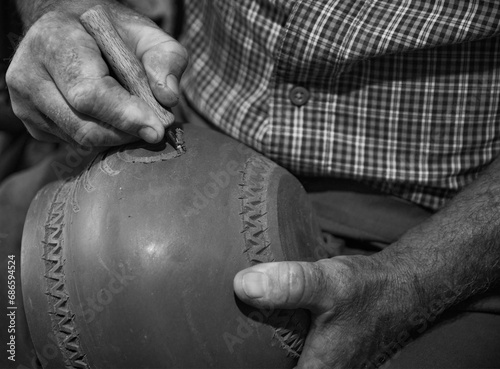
[{"x1": 80, "y1": 5, "x2": 185, "y2": 153}]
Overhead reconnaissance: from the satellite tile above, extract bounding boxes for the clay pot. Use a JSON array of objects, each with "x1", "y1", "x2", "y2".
[{"x1": 21, "y1": 125, "x2": 320, "y2": 368}]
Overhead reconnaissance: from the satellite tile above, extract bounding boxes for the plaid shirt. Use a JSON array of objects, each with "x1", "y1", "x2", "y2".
[{"x1": 180, "y1": 0, "x2": 500, "y2": 210}]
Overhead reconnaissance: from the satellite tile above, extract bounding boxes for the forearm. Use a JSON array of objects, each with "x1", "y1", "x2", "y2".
[
  {"x1": 15, "y1": 0, "x2": 117, "y2": 29},
  {"x1": 374, "y1": 156, "x2": 500, "y2": 328}
]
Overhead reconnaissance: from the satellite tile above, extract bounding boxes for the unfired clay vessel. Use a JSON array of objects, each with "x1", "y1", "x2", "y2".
[{"x1": 21, "y1": 125, "x2": 320, "y2": 368}]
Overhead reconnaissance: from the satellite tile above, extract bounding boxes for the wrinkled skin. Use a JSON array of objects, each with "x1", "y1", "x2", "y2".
[
  {"x1": 7, "y1": 2, "x2": 500, "y2": 369},
  {"x1": 6, "y1": 5, "x2": 415, "y2": 366},
  {"x1": 233, "y1": 254, "x2": 415, "y2": 369},
  {"x1": 6, "y1": 2, "x2": 188, "y2": 147}
]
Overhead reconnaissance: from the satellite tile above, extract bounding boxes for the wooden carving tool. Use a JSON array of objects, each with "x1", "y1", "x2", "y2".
[{"x1": 80, "y1": 5, "x2": 185, "y2": 153}]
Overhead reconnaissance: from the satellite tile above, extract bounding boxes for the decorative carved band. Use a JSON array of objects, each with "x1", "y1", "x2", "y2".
[
  {"x1": 239, "y1": 155, "x2": 307, "y2": 358},
  {"x1": 239, "y1": 155, "x2": 276, "y2": 265},
  {"x1": 42, "y1": 180, "x2": 90, "y2": 369}
]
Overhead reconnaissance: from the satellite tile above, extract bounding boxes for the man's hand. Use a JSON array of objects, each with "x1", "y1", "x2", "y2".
[
  {"x1": 234, "y1": 255, "x2": 415, "y2": 369},
  {"x1": 6, "y1": 1, "x2": 188, "y2": 146},
  {"x1": 234, "y1": 145, "x2": 500, "y2": 368}
]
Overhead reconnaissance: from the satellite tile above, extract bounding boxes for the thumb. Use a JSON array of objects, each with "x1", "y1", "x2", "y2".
[
  {"x1": 120, "y1": 18, "x2": 188, "y2": 107},
  {"x1": 233, "y1": 261, "x2": 334, "y2": 314}
]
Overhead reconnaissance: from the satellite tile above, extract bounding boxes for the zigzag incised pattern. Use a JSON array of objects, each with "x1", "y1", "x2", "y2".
[
  {"x1": 42, "y1": 180, "x2": 90, "y2": 369},
  {"x1": 238, "y1": 155, "x2": 307, "y2": 358},
  {"x1": 239, "y1": 155, "x2": 275, "y2": 265}
]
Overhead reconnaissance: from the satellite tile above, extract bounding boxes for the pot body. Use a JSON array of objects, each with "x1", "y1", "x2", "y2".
[{"x1": 21, "y1": 125, "x2": 320, "y2": 368}]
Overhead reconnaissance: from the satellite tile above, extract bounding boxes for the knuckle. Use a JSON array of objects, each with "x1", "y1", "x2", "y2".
[
  {"x1": 178, "y1": 44, "x2": 189, "y2": 62},
  {"x1": 299, "y1": 261, "x2": 330, "y2": 307},
  {"x1": 10, "y1": 102, "x2": 29, "y2": 123},
  {"x1": 171, "y1": 44, "x2": 189, "y2": 70},
  {"x1": 43, "y1": 32, "x2": 61, "y2": 58},
  {"x1": 116, "y1": 102, "x2": 139, "y2": 130},
  {"x1": 67, "y1": 81, "x2": 97, "y2": 114},
  {"x1": 28, "y1": 129, "x2": 48, "y2": 142},
  {"x1": 28, "y1": 13, "x2": 89, "y2": 77},
  {"x1": 27, "y1": 15, "x2": 59, "y2": 56},
  {"x1": 20, "y1": 116, "x2": 52, "y2": 142},
  {"x1": 73, "y1": 123, "x2": 98, "y2": 147},
  {"x1": 310, "y1": 262, "x2": 329, "y2": 292},
  {"x1": 147, "y1": 40, "x2": 189, "y2": 69},
  {"x1": 5, "y1": 65, "x2": 24, "y2": 93},
  {"x1": 5, "y1": 66, "x2": 16, "y2": 89},
  {"x1": 277, "y1": 262, "x2": 307, "y2": 305},
  {"x1": 296, "y1": 262, "x2": 315, "y2": 304}
]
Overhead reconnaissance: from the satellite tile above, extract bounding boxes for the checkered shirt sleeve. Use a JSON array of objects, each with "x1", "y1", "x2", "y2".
[{"x1": 180, "y1": 0, "x2": 500, "y2": 210}]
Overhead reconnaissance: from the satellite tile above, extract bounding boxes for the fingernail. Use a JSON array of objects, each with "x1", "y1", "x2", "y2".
[
  {"x1": 166, "y1": 74, "x2": 179, "y2": 96},
  {"x1": 242, "y1": 272, "x2": 268, "y2": 299},
  {"x1": 139, "y1": 127, "x2": 159, "y2": 143}
]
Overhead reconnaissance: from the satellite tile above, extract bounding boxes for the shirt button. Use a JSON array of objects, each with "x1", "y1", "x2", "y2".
[{"x1": 289, "y1": 86, "x2": 310, "y2": 106}]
